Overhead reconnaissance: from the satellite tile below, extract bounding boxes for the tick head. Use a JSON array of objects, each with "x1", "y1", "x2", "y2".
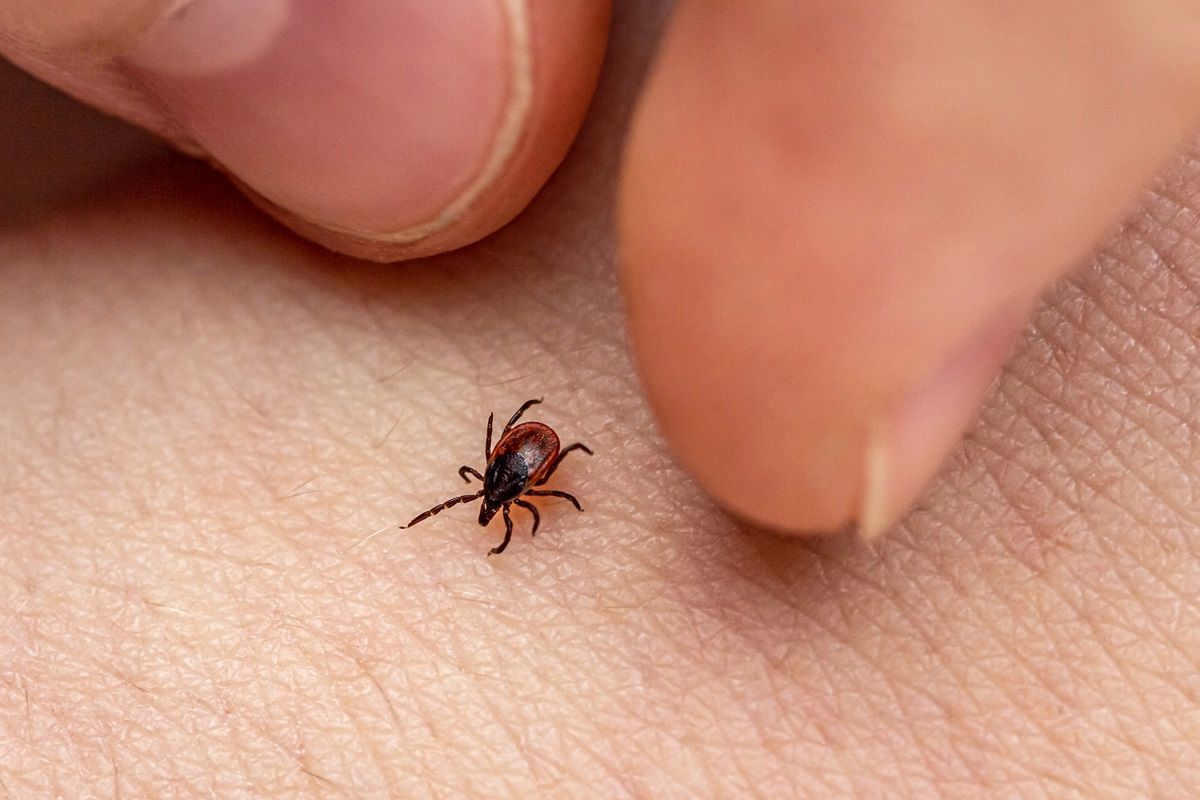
[
  {"x1": 483, "y1": 451, "x2": 530, "y2": 506},
  {"x1": 478, "y1": 500, "x2": 501, "y2": 527}
]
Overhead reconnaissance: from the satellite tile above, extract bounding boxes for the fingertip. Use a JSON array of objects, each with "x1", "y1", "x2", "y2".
[
  {"x1": 3, "y1": 0, "x2": 611, "y2": 261},
  {"x1": 620, "y1": 0, "x2": 1200, "y2": 535},
  {"x1": 119, "y1": 0, "x2": 611, "y2": 260}
]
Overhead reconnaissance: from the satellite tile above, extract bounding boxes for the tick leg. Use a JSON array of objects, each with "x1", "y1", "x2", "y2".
[
  {"x1": 525, "y1": 489, "x2": 583, "y2": 512},
  {"x1": 535, "y1": 442, "x2": 594, "y2": 486},
  {"x1": 514, "y1": 498, "x2": 540, "y2": 537},
  {"x1": 485, "y1": 412, "x2": 494, "y2": 460},
  {"x1": 458, "y1": 465, "x2": 484, "y2": 483},
  {"x1": 502, "y1": 398, "x2": 543, "y2": 436},
  {"x1": 489, "y1": 504, "x2": 515, "y2": 556},
  {"x1": 402, "y1": 490, "x2": 484, "y2": 528}
]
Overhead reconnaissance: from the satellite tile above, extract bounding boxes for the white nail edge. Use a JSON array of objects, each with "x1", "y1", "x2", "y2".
[
  {"x1": 312, "y1": 0, "x2": 533, "y2": 244},
  {"x1": 858, "y1": 420, "x2": 890, "y2": 541}
]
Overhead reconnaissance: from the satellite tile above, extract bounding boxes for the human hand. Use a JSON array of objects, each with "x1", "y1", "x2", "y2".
[
  {"x1": 3, "y1": 3, "x2": 1200, "y2": 795},
  {"x1": 5, "y1": 1, "x2": 1198, "y2": 535}
]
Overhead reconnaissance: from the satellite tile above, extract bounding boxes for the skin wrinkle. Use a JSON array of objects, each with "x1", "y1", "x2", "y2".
[
  {"x1": 1025, "y1": 571, "x2": 1169, "y2": 785},
  {"x1": 403, "y1": 599, "x2": 549, "y2": 796},
  {"x1": 1094, "y1": 573, "x2": 1200, "y2": 767},
  {"x1": 955, "y1": 338, "x2": 1200, "y2": 796},
  {"x1": 1035, "y1": 308, "x2": 1200, "y2": 527},
  {"x1": 990, "y1": 340, "x2": 1186, "y2": 536},
  {"x1": 272, "y1": 616, "x2": 395, "y2": 792},
  {"x1": 759, "y1": 605, "x2": 935, "y2": 789},
  {"x1": 743, "y1": 579, "x2": 958, "y2": 765},
  {"x1": 1118, "y1": 224, "x2": 1200, "y2": 380},
  {"x1": 89, "y1": 624, "x2": 235, "y2": 791},
  {"x1": 911, "y1": 525, "x2": 1133, "y2": 785},
  {"x1": 194, "y1": 556, "x2": 376, "y2": 796},
  {"x1": 1095, "y1": 518, "x2": 1200, "y2": 671},
  {"x1": 243, "y1": 645, "x2": 352, "y2": 789},
  {"x1": 1079, "y1": 267, "x2": 1200, "y2": 441},
  {"x1": 777, "y1": 561, "x2": 945, "y2": 748},
  {"x1": 993, "y1": 582, "x2": 1142, "y2": 786},
  {"x1": 970, "y1": 386, "x2": 1130, "y2": 539}
]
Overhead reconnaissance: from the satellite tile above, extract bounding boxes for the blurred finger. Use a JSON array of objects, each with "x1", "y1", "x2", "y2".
[
  {"x1": 619, "y1": 0, "x2": 1200, "y2": 534},
  {"x1": 1, "y1": 0, "x2": 611, "y2": 260}
]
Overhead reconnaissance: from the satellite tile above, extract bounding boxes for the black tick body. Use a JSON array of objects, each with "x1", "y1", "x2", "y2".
[{"x1": 402, "y1": 399, "x2": 593, "y2": 555}]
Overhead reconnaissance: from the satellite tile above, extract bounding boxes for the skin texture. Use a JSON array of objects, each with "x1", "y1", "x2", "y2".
[{"x1": 4, "y1": 7, "x2": 1200, "y2": 800}]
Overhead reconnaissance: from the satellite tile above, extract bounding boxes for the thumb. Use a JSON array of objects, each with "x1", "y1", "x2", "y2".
[
  {"x1": 619, "y1": 0, "x2": 1200, "y2": 535},
  {"x1": 0, "y1": 0, "x2": 610, "y2": 261}
]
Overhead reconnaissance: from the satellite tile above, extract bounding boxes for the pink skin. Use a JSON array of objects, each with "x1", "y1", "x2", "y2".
[{"x1": 4, "y1": 4, "x2": 1200, "y2": 793}]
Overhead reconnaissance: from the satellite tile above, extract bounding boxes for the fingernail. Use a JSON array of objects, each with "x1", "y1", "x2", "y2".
[
  {"x1": 859, "y1": 418, "x2": 890, "y2": 540},
  {"x1": 119, "y1": 0, "x2": 526, "y2": 240},
  {"x1": 858, "y1": 308, "x2": 1027, "y2": 540},
  {"x1": 122, "y1": 0, "x2": 290, "y2": 76}
]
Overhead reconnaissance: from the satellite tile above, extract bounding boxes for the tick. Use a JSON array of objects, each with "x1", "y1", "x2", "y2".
[{"x1": 401, "y1": 399, "x2": 593, "y2": 555}]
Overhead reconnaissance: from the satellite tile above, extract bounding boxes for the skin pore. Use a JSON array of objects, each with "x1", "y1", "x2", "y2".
[{"x1": 3, "y1": 8, "x2": 1200, "y2": 800}]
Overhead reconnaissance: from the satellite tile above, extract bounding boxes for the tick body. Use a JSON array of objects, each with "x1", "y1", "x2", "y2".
[{"x1": 402, "y1": 399, "x2": 593, "y2": 555}]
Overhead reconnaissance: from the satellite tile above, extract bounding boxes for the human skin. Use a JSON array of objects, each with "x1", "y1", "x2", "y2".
[
  {"x1": 4, "y1": 9, "x2": 1200, "y2": 800},
  {"x1": 10, "y1": 0, "x2": 1200, "y2": 540}
]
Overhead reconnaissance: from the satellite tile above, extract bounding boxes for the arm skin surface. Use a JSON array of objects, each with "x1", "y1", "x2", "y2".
[{"x1": 3, "y1": 6, "x2": 1200, "y2": 798}]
